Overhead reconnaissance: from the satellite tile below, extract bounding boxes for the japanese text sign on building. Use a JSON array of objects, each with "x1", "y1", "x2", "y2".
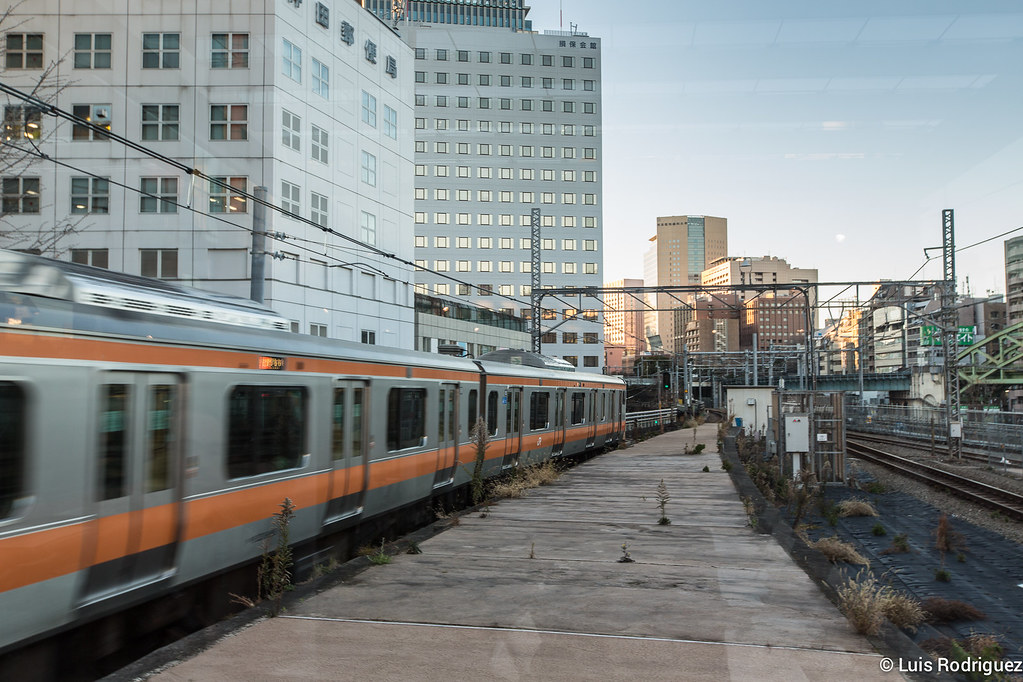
[{"x1": 920, "y1": 325, "x2": 976, "y2": 346}]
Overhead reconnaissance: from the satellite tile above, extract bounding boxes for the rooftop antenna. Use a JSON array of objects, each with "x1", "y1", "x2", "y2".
[{"x1": 560, "y1": 0, "x2": 563, "y2": 29}]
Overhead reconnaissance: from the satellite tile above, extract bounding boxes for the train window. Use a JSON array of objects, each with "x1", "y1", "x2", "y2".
[
  {"x1": 570, "y1": 392, "x2": 585, "y2": 425},
  {"x1": 332, "y1": 388, "x2": 345, "y2": 460},
  {"x1": 529, "y1": 392, "x2": 549, "y2": 430},
  {"x1": 352, "y1": 388, "x2": 364, "y2": 456},
  {"x1": 146, "y1": 385, "x2": 174, "y2": 492},
  {"x1": 486, "y1": 391, "x2": 498, "y2": 435},
  {"x1": 100, "y1": 384, "x2": 130, "y2": 500},
  {"x1": 0, "y1": 382, "x2": 25, "y2": 518},
  {"x1": 227, "y1": 386, "x2": 306, "y2": 478},
  {"x1": 467, "y1": 389, "x2": 478, "y2": 431},
  {"x1": 447, "y1": 390, "x2": 456, "y2": 438},
  {"x1": 387, "y1": 388, "x2": 426, "y2": 451}
]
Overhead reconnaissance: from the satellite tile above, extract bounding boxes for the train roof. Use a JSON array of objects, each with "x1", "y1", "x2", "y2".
[{"x1": 0, "y1": 249, "x2": 290, "y2": 331}]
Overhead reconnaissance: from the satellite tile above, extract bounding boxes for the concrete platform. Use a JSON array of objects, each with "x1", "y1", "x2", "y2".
[{"x1": 150, "y1": 425, "x2": 897, "y2": 681}]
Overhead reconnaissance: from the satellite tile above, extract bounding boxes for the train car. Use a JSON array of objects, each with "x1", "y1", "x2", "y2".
[{"x1": 0, "y1": 249, "x2": 625, "y2": 655}]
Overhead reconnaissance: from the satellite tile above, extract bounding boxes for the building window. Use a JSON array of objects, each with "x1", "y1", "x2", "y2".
[
  {"x1": 310, "y1": 323, "x2": 327, "y2": 337},
  {"x1": 360, "y1": 211, "x2": 376, "y2": 244},
  {"x1": 415, "y1": 70, "x2": 426, "y2": 83},
  {"x1": 281, "y1": 110, "x2": 302, "y2": 151},
  {"x1": 71, "y1": 177, "x2": 108, "y2": 214},
  {"x1": 361, "y1": 150, "x2": 377, "y2": 186},
  {"x1": 140, "y1": 248, "x2": 178, "y2": 278},
  {"x1": 563, "y1": 101, "x2": 576, "y2": 113},
  {"x1": 584, "y1": 263, "x2": 598, "y2": 274},
  {"x1": 563, "y1": 332, "x2": 578, "y2": 344},
  {"x1": 361, "y1": 91, "x2": 377, "y2": 126},
  {"x1": 72, "y1": 104, "x2": 111, "y2": 140},
  {"x1": 5, "y1": 33, "x2": 43, "y2": 69},
  {"x1": 1, "y1": 177, "x2": 39, "y2": 214},
  {"x1": 541, "y1": 54, "x2": 553, "y2": 66},
  {"x1": 4, "y1": 106, "x2": 41, "y2": 140},
  {"x1": 74, "y1": 33, "x2": 111, "y2": 69},
  {"x1": 311, "y1": 125, "x2": 329, "y2": 164},
  {"x1": 435, "y1": 48, "x2": 448, "y2": 61},
  {"x1": 282, "y1": 38, "x2": 301, "y2": 81},
  {"x1": 142, "y1": 33, "x2": 179, "y2": 69},
  {"x1": 281, "y1": 180, "x2": 300, "y2": 217},
  {"x1": 583, "y1": 356, "x2": 599, "y2": 368},
  {"x1": 562, "y1": 55, "x2": 575, "y2": 68},
  {"x1": 584, "y1": 102, "x2": 595, "y2": 114},
  {"x1": 478, "y1": 51, "x2": 491, "y2": 63},
  {"x1": 583, "y1": 57, "x2": 595, "y2": 68},
  {"x1": 311, "y1": 192, "x2": 328, "y2": 226},
  {"x1": 415, "y1": 48, "x2": 426, "y2": 59},
  {"x1": 584, "y1": 333, "x2": 599, "y2": 344},
  {"x1": 212, "y1": 33, "x2": 249, "y2": 68},
  {"x1": 71, "y1": 249, "x2": 109, "y2": 268},
  {"x1": 141, "y1": 104, "x2": 178, "y2": 141},
  {"x1": 500, "y1": 75, "x2": 512, "y2": 87},
  {"x1": 436, "y1": 72, "x2": 448, "y2": 84},
  {"x1": 209, "y1": 176, "x2": 247, "y2": 213},
  {"x1": 210, "y1": 104, "x2": 247, "y2": 140},
  {"x1": 384, "y1": 105, "x2": 398, "y2": 139},
  {"x1": 140, "y1": 177, "x2": 177, "y2": 213},
  {"x1": 312, "y1": 58, "x2": 329, "y2": 98}
]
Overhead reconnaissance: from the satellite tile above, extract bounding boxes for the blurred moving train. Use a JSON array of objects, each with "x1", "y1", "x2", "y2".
[{"x1": 0, "y1": 249, "x2": 625, "y2": 655}]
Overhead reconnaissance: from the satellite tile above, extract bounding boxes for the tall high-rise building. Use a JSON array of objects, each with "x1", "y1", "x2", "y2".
[
  {"x1": 649, "y1": 216, "x2": 727, "y2": 353},
  {"x1": 602, "y1": 278, "x2": 645, "y2": 373},
  {"x1": 1005, "y1": 236, "x2": 1023, "y2": 326},
  {"x1": 369, "y1": 2, "x2": 605, "y2": 369},
  {"x1": 2, "y1": 2, "x2": 417, "y2": 346}
]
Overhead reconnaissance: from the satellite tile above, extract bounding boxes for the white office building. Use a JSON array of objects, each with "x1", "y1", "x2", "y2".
[{"x1": 2, "y1": 1, "x2": 417, "y2": 347}]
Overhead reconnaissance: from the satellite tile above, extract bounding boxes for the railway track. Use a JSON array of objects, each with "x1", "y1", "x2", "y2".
[
  {"x1": 846, "y1": 438, "x2": 1023, "y2": 523},
  {"x1": 849, "y1": 430, "x2": 1023, "y2": 471}
]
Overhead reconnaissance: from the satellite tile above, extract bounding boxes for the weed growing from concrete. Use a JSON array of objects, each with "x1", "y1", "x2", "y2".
[
  {"x1": 721, "y1": 459, "x2": 732, "y2": 472},
  {"x1": 655, "y1": 479, "x2": 671, "y2": 525},
  {"x1": 871, "y1": 523, "x2": 887, "y2": 537},
  {"x1": 529, "y1": 542, "x2": 535, "y2": 559},
  {"x1": 617, "y1": 542, "x2": 634, "y2": 563},
  {"x1": 309, "y1": 557, "x2": 340, "y2": 580},
  {"x1": 406, "y1": 541, "x2": 423, "y2": 555},
  {"x1": 702, "y1": 465, "x2": 710, "y2": 473},
  {"x1": 490, "y1": 460, "x2": 560, "y2": 499},
  {"x1": 366, "y1": 539, "x2": 392, "y2": 565},
  {"x1": 258, "y1": 497, "x2": 295, "y2": 616},
  {"x1": 468, "y1": 416, "x2": 490, "y2": 505},
  {"x1": 881, "y1": 533, "x2": 911, "y2": 555}
]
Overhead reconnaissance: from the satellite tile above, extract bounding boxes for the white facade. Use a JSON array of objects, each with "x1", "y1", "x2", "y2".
[
  {"x1": 2, "y1": 1, "x2": 417, "y2": 347},
  {"x1": 407, "y1": 25, "x2": 605, "y2": 370}
]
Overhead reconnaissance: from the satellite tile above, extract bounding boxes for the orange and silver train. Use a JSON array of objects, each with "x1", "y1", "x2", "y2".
[{"x1": 0, "y1": 249, "x2": 625, "y2": 654}]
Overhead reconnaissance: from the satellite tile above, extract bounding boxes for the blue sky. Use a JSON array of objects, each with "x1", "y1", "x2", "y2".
[{"x1": 526, "y1": 0, "x2": 1023, "y2": 297}]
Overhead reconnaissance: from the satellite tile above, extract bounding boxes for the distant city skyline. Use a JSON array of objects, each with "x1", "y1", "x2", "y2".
[{"x1": 525, "y1": 0, "x2": 1023, "y2": 297}]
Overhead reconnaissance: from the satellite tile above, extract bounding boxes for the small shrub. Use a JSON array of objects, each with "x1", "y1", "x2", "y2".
[
  {"x1": 871, "y1": 523, "x2": 887, "y2": 537},
  {"x1": 921, "y1": 633, "x2": 1005, "y2": 661},
  {"x1": 864, "y1": 481, "x2": 887, "y2": 494},
  {"x1": 693, "y1": 443, "x2": 706, "y2": 454},
  {"x1": 721, "y1": 460, "x2": 732, "y2": 472},
  {"x1": 880, "y1": 533, "x2": 910, "y2": 555},
  {"x1": 956, "y1": 552, "x2": 966, "y2": 563},
  {"x1": 824, "y1": 507, "x2": 839, "y2": 527},
  {"x1": 702, "y1": 465, "x2": 710, "y2": 473},
  {"x1": 934, "y1": 513, "x2": 966, "y2": 567},
  {"x1": 838, "y1": 498, "x2": 878, "y2": 518},
  {"x1": 810, "y1": 536, "x2": 869, "y2": 566},
  {"x1": 490, "y1": 460, "x2": 561, "y2": 499},
  {"x1": 934, "y1": 568, "x2": 951, "y2": 582},
  {"x1": 922, "y1": 597, "x2": 986, "y2": 624}
]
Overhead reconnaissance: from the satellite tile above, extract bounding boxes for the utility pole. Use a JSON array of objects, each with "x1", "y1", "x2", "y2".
[
  {"x1": 530, "y1": 207, "x2": 542, "y2": 353},
  {"x1": 942, "y1": 209, "x2": 962, "y2": 458},
  {"x1": 250, "y1": 186, "x2": 268, "y2": 303}
]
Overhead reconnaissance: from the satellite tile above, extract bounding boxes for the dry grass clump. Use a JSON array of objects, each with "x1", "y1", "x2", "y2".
[
  {"x1": 490, "y1": 460, "x2": 561, "y2": 499},
  {"x1": 836, "y1": 570, "x2": 925, "y2": 635},
  {"x1": 883, "y1": 592, "x2": 926, "y2": 633},
  {"x1": 810, "y1": 536, "x2": 870, "y2": 566},
  {"x1": 838, "y1": 498, "x2": 878, "y2": 518},
  {"x1": 921, "y1": 597, "x2": 986, "y2": 624}
]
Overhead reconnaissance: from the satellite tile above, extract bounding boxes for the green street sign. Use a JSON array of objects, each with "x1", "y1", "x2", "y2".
[{"x1": 920, "y1": 325, "x2": 975, "y2": 346}]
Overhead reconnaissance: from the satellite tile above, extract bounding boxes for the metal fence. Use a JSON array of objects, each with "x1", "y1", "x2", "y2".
[
  {"x1": 846, "y1": 404, "x2": 1023, "y2": 457},
  {"x1": 624, "y1": 408, "x2": 678, "y2": 440}
]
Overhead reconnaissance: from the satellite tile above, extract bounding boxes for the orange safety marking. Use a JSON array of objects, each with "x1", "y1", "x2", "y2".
[
  {"x1": 0, "y1": 426, "x2": 619, "y2": 593},
  {"x1": 0, "y1": 523, "x2": 85, "y2": 592},
  {"x1": 138, "y1": 504, "x2": 180, "y2": 552}
]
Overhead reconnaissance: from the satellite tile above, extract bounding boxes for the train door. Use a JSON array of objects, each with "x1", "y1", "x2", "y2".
[
  {"x1": 80, "y1": 372, "x2": 182, "y2": 606},
  {"x1": 552, "y1": 388, "x2": 566, "y2": 456},
  {"x1": 586, "y1": 389, "x2": 598, "y2": 447},
  {"x1": 325, "y1": 381, "x2": 369, "y2": 524},
  {"x1": 502, "y1": 387, "x2": 522, "y2": 468},
  {"x1": 433, "y1": 383, "x2": 459, "y2": 487}
]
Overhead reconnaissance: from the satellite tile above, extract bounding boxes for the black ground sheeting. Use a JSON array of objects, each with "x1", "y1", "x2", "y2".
[{"x1": 803, "y1": 481, "x2": 1023, "y2": 664}]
